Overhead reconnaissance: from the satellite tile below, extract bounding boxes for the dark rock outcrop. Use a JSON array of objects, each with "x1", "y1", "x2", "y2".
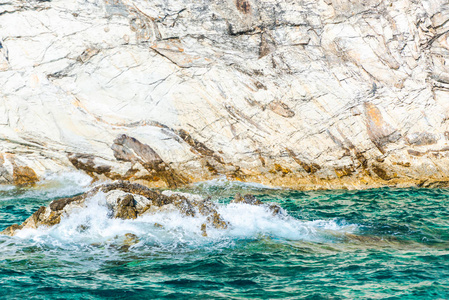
[
  {"x1": 1, "y1": 181, "x2": 284, "y2": 237},
  {"x1": 232, "y1": 193, "x2": 283, "y2": 215},
  {"x1": 111, "y1": 134, "x2": 189, "y2": 188},
  {"x1": 1, "y1": 181, "x2": 272, "y2": 237}
]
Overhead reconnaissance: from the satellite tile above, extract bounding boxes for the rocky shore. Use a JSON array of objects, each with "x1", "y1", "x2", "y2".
[
  {"x1": 1, "y1": 181, "x2": 282, "y2": 237},
  {"x1": 1, "y1": 0, "x2": 449, "y2": 190}
]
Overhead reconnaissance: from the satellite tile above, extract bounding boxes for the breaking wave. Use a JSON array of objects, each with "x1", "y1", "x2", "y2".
[
  {"x1": 1, "y1": 182, "x2": 448, "y2": 299},
  {"x1": 12, "y1": 192, "x2": 357, "y2": 252}
]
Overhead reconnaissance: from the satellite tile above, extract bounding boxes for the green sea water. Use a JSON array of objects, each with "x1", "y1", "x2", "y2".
[{"x1": 0, "y1": 175, "x2": 448, "y2": 299}]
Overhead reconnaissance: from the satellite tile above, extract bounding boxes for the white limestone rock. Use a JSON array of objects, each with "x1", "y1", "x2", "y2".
[{"x1": 1, "y1": 0, "x2": 449, "y2": 189}]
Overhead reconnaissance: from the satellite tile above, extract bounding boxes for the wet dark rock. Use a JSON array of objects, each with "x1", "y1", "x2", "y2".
[
  {"x1": 232, "y1": 193, "x2": 262, "y2": 205},
  {"x1": 1, "y1": 182, "x2": 286, "y2": 237},
  {"x1": 68, "y1": 153, "x2": 112, "y2": 178},
  {"x1": 50, "y1": 195, "x2": 83, "y2": 211},
  {"x1": 371, "y1": 164, "x2": 392, "y2": 181},
  {"x1": 267, "y1": 204, "x2": 282, "y2": 215},
  {"x1": 232, "y1": 193, "x2": 283, "y2": 216},
  {"x1": 115, "y1": 194, "x2": 137, "y2": 219},
  {"x1": 13, "y1": 166, "x2": 38, "y2": 185},
  {"x1": 201, "y1": 223, "x2": 207, "y2": 237},
  {"x1": 1, "y1": 224, "x2": 23, "y2": 236},
  {"x1": 207, "y1": 212, "x2": 228, "y2": 230},
  {"x1": 111, "y1": 134, "x2": 189, "y2": 188},
  {"x1": 171, "y1": 195, "x2": 196, "y2": 217},
  {"x1": 2, "y1": 181, "x2": 234, "y2": 236},
  {"x1": 417, "y1": 180, "x2": 449, "y2": 188}
]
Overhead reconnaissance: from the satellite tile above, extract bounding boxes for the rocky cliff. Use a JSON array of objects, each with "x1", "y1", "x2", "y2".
[{"x1": 1, "y1": 0, "x2": 449, "y2": 189}]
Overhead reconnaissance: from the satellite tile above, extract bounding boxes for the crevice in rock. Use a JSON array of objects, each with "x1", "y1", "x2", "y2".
[{"x1": 286, "y1": 148, "x2": 321, "y2": 174}]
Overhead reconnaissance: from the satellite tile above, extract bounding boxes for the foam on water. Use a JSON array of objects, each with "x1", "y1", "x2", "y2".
[
  {"x1": 1, "y1": 185, "x2": 448, "y2": 298},
  {"x1": 0, "y1": 171, "x2": 92, "y2": 201},
  {"x1": 0, "y1": 185, "x2": 15, "y2": 192},
  {"x1": 14, "y1": 192, "x2": 357, "y2": 252},
  {"x1": 192, "y1": 176, "x2": 281, "y2": 191}
]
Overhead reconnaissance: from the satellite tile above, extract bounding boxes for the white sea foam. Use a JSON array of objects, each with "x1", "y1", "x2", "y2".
[
  {"x1": 14, "y1": 192, "x2": 356, "y2": 250},
  {"x1": 37, "y1": 171, "x2": 94, "y2": 197},
  {"x1": 161, "y1": 190, "x2": 204, "y2": 201},
  {"x1": 193, "y1": 176, "x2": 281, "y2": 190},
  {"x1": 0, "y1": 185, "x2": 15, "y2": 192},
  {"x1": 0, "y1": 171, "x2": 93, "y2": 201}
]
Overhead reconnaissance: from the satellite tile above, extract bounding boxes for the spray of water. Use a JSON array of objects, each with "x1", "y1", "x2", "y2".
[
  {"x1": 0, "y1": 171, "x2": 93, "y2": 201},
  {"x1": 12, "y1": 191, "x2": 357, "y2": 252}
]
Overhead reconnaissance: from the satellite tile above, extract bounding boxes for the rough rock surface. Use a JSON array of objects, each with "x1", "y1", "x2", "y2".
[
  {"x1": 1, "y1": 0, "x2": 449, "y2": 189},
  {"x1": 1, "y1": 181, "x2": 281, "y2": 236}
]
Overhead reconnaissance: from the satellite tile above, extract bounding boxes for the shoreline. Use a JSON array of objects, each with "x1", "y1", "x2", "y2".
[{"x1": 2, "y1": 170, "x2": 449, "y2": 192}]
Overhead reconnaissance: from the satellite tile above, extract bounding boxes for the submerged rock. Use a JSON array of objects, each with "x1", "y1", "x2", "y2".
[
  {"x1": 1, "y1": 181, "x2": 277, "y2": 237},
  {"x1": 119, "y1": 233, "x2": 140, "y2": 251}
]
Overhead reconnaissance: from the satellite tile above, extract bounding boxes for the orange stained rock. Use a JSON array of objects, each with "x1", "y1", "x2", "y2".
[{"x1": 365, "y1": 102, "x2": 385, "y2": 129}]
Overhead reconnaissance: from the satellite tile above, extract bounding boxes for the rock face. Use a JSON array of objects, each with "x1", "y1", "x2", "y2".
[
  {"x1": 1, "y1": 0, "x2": 449, "y2": 189},
  {"x1": 1, "y1": 181, "x2": 280, "y2": 236}
]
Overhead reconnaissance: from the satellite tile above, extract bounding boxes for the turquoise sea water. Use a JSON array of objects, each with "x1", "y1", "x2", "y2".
[{"x1": 0, "y1": 175, "x2": 448, "y2": 299}]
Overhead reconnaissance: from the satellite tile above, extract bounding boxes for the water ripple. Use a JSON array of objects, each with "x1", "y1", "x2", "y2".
[{"x1": 0, "y1": 182, "x2": 448, "y2": 298}]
